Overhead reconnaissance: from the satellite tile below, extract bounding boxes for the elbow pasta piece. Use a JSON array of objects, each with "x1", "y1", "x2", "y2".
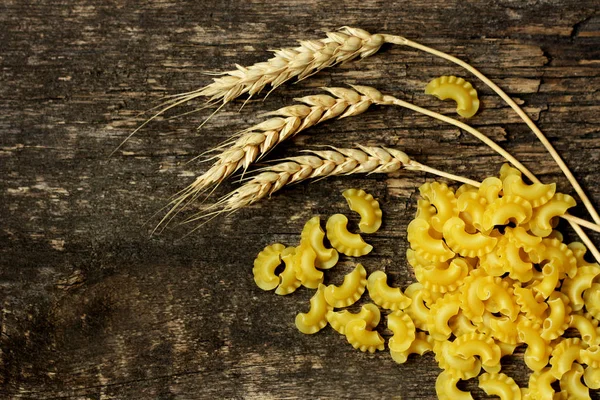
[
  {"x1": 390, "y1": 331, "x2": 434, "y2": 364},
  {"x1": 502, "y1": 173, "x2": 556, "y2": 208},
  {"x1": 583, "y1": 283, "x2": 600, "y2": 320},
  {"x1": 517, "y1": 319, "x2": 552, "y2": 372},
  {"x1": 499, "y1": 163, "x2": 521, "y2": 181},
  {"x1": 460, "y1": 272, "x2": 516, "y2": 323},
  {"x1": 326, "y1": 303, "x2": 380, "y2": 335},
  {"x1": 435, "y1": 371, "x2": 474, "y2": 400},
  {"x1": 550, "y1": 338, "x2": 585, "y2": 379},
  {"x1": 407, "y1": 218, "x2": 455, "y2": 263},
  {"x1": 561, "y1": 266, "x2": 600, "y2": 312},
  {"x1": 479, "y1": 249, "x2": 507, "y2": 277},
  {"x1": 326, "y1": 213, "x2": 373, "y2": 257},
  {"x1": 456, "y1": 182, "x2": 478, "y2": 197},
  {"x1": 406, "y1": 248, "x2": 449, "y2": 270},
  {"x1": 367, "y1": 270, "x2": 412, "y2": 311},
  {"x1": 276, "y1": 247, "x2": 302, "y2": 295},
  {"x1": 434, "y1": 339, "x2": 482, "y2": 380},
  {"x1": 530, "y1": 238, "x2": 577, "y2": 279},
  {"x1": 481, "y1": 195, "x2": 533, "y2": 232},
  {"x1": 480, "y1": 313, "x2": 520, "y2": 345},
  {"x1": 569, "y1": 241, "x2": 600, "y2": 268},
  {"x1": 505, "y1": 226, "x2": 544, "y2": 254},
  {"x1": 478, "y1": 177, "x2": 503, "y2": 205},
  {"x1": 457, "y1": 190, "x2": 487, "y2": 231},
  {"x1": 443, "y1": 217, "x2": 498, "y2": 258},
  {"x1": 294, "y1": 242, "x2": 324, "y2": 289},
  {"x1": 528, "y1": 367, "x2": 557, "y2": 400},
  {"x1": 344, "y1": 318, "x2": 385, "y2": 353},
  {"x1": 300, "y1": 216, "x2": 338, "y2": 270},
  {"x1": 581, "y1": 344, "x2": 600, "y2": 369},
  {"x1": 497, "y1": 341, "x2": 519, "y2": 358},
  {"x1": 342, "y1": 188, "x2": 382, "y2": 234},
  {"x1": 418, "y1": 181, "x2": 459, "y2": 233},
  {"x1": 253, "y1": 243, "x2": 286, "y2": 291},
  {"x1": 324, "y1": 263, "x2": 367, "y2": 308},
  {"x1": 449, "y1": 311, "x2": 478, "y2": 337},
  {"x1": 453, "y1": 332, "x2": 502, "y2": 373},
  {"x1": 496, "y1": 236, "x2": 534, "y2": 282},
  {"x1": 404, "y1": 282, "x2": 431, "y2": 330},
  {"x1": 427, "y1": 293, "x2": 461, "y2": 341},
  {"x1": 531, "y1": 262, "x2": 561, "y2": 299},
  {"x1": 425, "y1": 75, "x2": 480, "y2": 119},
  {"x1": 415, "y1": 199, "x2": 438, "y2": 226},
  {"x1": 414, "y1": 257, "x2": 471, "y2": 293},
  {"x1": 513, "y1": 284, "x2": 548, "y2": 323},
  {"x1": 541, "y1": 292, "x2": 571, "y2": 341},
  {"x1": 560, "y1": 363, "x2": 589, "y2": 400},
  {"x1": 528, "y1": 193, "x2": 577, "y2": 237},
  {"x1": 478, "y1": 372, "x2": 521, "y2": 400},
  {"x1": 387, "y1": 310, "x2": 416, "y2": 353},
  {"x1": 295, "y1": 284, "x2": 331, "y2": 334},
  {"x1": 584, "y1": 366, "x2": 600, "y2": 390},
  {"x1": 569, "y1": 314, "x2": 598, "y2": 346}
]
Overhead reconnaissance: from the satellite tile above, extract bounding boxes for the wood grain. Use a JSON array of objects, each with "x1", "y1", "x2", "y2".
[{"x1": 1, "y1": 1, "x2": 599, "y2": 399}]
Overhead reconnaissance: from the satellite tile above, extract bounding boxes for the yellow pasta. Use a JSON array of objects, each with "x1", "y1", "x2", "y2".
[
  {"x1": 414, "y1": 257, "x2": 471, "y2": 293},
  {"x1": 583, "y1": 283, "x2": 600, "y2": 320},
  {"x1": 541, "y1": 292, "x2": 571, "y2": 341},
  {"x1": 481, "y1": 195, "x2": 533, "y2": 232},
  {"x1": 407, "y1": 218, "x2": 455, "y2": 263},
  {"x1": 443, "y1": 216, "x2": 498, "y2": 258},
  {"x1": 505, "y1": 226, "x2": 543, "y2": 253},
  {"x1": 387, "y1": 310, "x2": 416, "y2": 353},
  {"x1": 530, "y1": 262, "x2": 561, "y2": 299},
  {"x1": 530, "y1": 238, "x2": 578, "y2": 279},
  {"x1": 517, "y1": 319, "x2": 551, "y2": 372},
  {"x1": 560, "y1": 363, "x2": 589, "y2": 399},
  {"x1": 342, "y1": 188, "x2": 382, "y2": 234},
  {"x1": 569, "y1": 241, "x2": 600, "y2": 268},
  {"x1": 427, "y1": 293, "x2": 461, "y2": 341},
  {"x1": 295, "y1": 284, "x2": 331, "y2": 334},
  {"x1": 326, "y1": 303, "x2": 380, "y2": 335},
  {"x1": 425, "y1": 75, "x2": 480, "y2": 118},
  {"x1": 326, "y1": 213, "x2": 373, "y2": 257},
  {"x1": 479, "y1": 313, "x2": 520, "y2": 345},
  {"x1": 449, "y1": 311, "x2": 478, "y2": 337},
  {"x1": 435, "y1": 371, "x2": 474, "y2": 400},
  {"x1": 253, "y1": 243, "x2": 286, "y2": 291},
  {"x1": 561, "y1": 266, "x2": 600, "y2": 312},
  {"x1": 419, "y1": 181, "x2": 459, "y2": 233},
  {"x1": 513, "y1": 284, "x2": 548, "y2": 324},
  {"x1": 528, "y1": 367, "x2": 557, "y2": 400},
  {"x1": 367, "y1": 270, "x2": 412, "y2": 311},
  {"x1": 300, "y1": 216, "x2": 339, "y2": 270},
  {"x1": 569, "y1": 314, "x2": 598, "y2": 346},
  {"x1": 550, "y1": 337, "x2": 585, "y2": 379},
  {"x1": 502, "y1": 173, "x2": 556, "y2": 208},
  {"x1": 528, "y1": 193, "x2": 577, "y2": 237},
  {"x1": 294, "y1": 242, "x2": 324, "y2": 289},
  {"x1": 390, "y1": 331, "x2": 434, "y2": 364},
  {"x1": 324, "y1": 263, "x2": 367, "y2": 308},
  {"x1": 275, "y1": 246, "x2": 302, "y2": 295},
  {"x1": 404, "y1": 282, "x2": 431, "y2": 330},
  {"x1": 584, "y1": 366, "x2": 600, "y2": 390},
  {"x1": 478, "y1": 372, "x2": 521, "y2": 400},
  {"x1": 495, "y1": 235, "x2": 534, "y2": 282},
  {"x1": 434, "y1": 339, "x2": 482, "y2": 379},
  {"x1": 581, "y1": 345, "x2": 600, "y2": 369},
  {"x1": 344, "y1": 318, "x2": 385, "y2": 353},
  {"x1": 452, "y1": 332, "x2": 502, "y2": 373}
]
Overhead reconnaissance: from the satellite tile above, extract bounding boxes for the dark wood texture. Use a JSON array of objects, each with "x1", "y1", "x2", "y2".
[{"x1": 1, "y1": 1, "x2": 600, "y2": 399}]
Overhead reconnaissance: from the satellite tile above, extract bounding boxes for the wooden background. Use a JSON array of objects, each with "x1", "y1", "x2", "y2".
[{"x1": 1, "y1": 1, "x2": 599, "y2": 398}]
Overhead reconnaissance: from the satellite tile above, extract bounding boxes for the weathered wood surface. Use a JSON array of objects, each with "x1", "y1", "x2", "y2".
[{"x1": 1, "y1": 1, "x2": 600, "y2": 398}]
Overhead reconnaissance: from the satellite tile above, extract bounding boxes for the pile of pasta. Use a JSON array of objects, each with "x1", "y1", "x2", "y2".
[{"x1": 252, "y1": 167, "x2": 600, "y2": 399}]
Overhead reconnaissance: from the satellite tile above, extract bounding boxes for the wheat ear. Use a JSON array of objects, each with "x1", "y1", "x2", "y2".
[
  {"x1": 206, "y1": 146, "x2": 600, "y2": 263},
  {"x1": 154, "y1": 87, "x2": 376, "y2": 231}
]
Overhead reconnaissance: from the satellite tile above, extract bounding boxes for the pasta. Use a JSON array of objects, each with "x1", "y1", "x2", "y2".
[
  {"x1": 275, "y1": 246, "x2": 302, "y2": 295},
  {"x1": 344, "y1": 318, "x2": 385, "y2": 353},
  {"x1": 418, "y1": 181, "x2": 459, "y2": 233},
  {"x1": 442, "y1": 216, "x2": 498, "y2": 258},
  {"x1": 326, "y1": 303, "x2": 380, "y2": 335},
  {"x1": 528, "y1": 193, "x2": 577, "y2": 237},
  {"x1": 366, "y1": 270, "x2": 412, "y2": 311},
  {"x1": 300, "y1": 216, "x2": 339, "y2": 270},
  {"x1": 414, "y1": 256, "x2": 471, "y2": 293},
  {"x1": 295, "y1": 284, "x2": 331, "y2": 334},
  {"x1": 253, "y1": 243, "x2": 286, "y2": 291},
  {"x1": 559, "y1": 363, "x2": 589, "y2": 399},
  {"x1": 517, "y1": 319, "x2": 551, "y2": 372},
  {"x1": 435, "y1": 371, "x2": 474, "y2": 400},
  {"x1": 530, "y1": 238, "x2": 578, "y2": 279},
  {"x1": 569, "y1": 314, "x2": 598, "y2": 346},
  {"x1": 478, "y1": 372, "x2": 521, "y2": 400},
  {"x1": 481, "y1": 195, "x2": 533, "y2": 232},
  {"x1": 326, "y1": 213, "x2": 373, "y2": 257},
  {"x1": 342, "y1": 188, "x2": 382, "y2": 234},
  {"x1": 528, "y1": 368, "x2": 557, "y2": 400},
  {"x1": 407, "y1": 218, "x2": 455, "y2": 263},
  {"x1": 502, "y1": 173, "x2": 556, "y2": 208},
  {"x1": 294, "y1": 241, "x2": 324, "y2": 289},
  {"x1": 324, "y1": 263, "x2": 367, "y2": 308},
  {"x1": 390, "y1": 331, "x2": 434, "y2": 364},
  {"x1": 452, "y1": 332, "x2": 502, "y2": 373},
  {"x1": 550, "y1": 337, "x2": 585, "y2": 379},
  {"x1": 434, "y1": 339, "x2": 482, "y2": 379},
  {"x1": 427, "y1": 293, "x2": 461, "y2": 341},
  {"x1": 583, "y1": 283, "x2": 600, "y2": 320},
  {"x1": 425, "y1": 75, "x2": 480, "y2": 118},
  {"x1": 561, "y1": 266, "x2": 600, "y2": 311},
  {"x1": 540, "y1": 292, "x2": 571, "y2": 341},
  {"x1": 387, "y1": 310, "x2": 416, "y2": 353}
]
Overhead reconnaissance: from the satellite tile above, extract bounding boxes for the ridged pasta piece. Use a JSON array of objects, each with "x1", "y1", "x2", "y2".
[
  {"x1": 584, "y1": 366, "x2": 600, "y2": 390},
  {"x1": 342, "y1": 188, "x2": 382, "y2": 234},
  {"x1": 456, "y1": 183, "x2": 478, "y2": 198},
  {"x1": 344, "y1": 318, "x2": 385, "y2": 353},
  {"x1": 502, "y1": 173, "x2": 556, "y2": 208},
  {"x1": 528, "y1": 368, "x2": 557, "y2": 400},
  {"x1": 457, "y1": 190, "x2": 487, "y2": 231},
  {"x1": 460, "y1": 272, "x2": 517, "y2": 323},
  {"x1": 326, "y1": 303, "x2": 380, "y2": 335},
  {"x1": 478, "y1": 177, "x2": 503, "y2": 205},
  {"x1": 495, "y1": 235, "x2": 534, "y2": 282},
  {"x1": 499, "y1": 163, "x2": 521, "y2": 181},
  {"x1": 418, "y1": 181, "x2": 459, "y2": 233},
  {"x1": 326, "y1": 213, "x2": 373, "y2": 257},
  {"x1": 435, "y1": 370, "x2": 474, "y2": 400},
  {"x1": 387, "y1": 310, "x2": 416, "y2": 353},
  {"x1": 443, "y1": 217, "x2": 498, "y2": 258},
  {"x1": 513, "y1": 284, "x2": 548, "y2": 324},
  {"x1": 427, "y1": 293, "x2": 461, "y2": 341},
  {"x1": 415, "y1": 198, "x2": 438, "y2": 223},
  {"x1": 414, "y1": 257, "x2": 471, "y2": 293},
  {"x1": 300, "y1": 216, "x2": 338, "y2": 270},
  {"x1": 276, "y1": 246, "x2": 302, "y2": 295},
  {"x1": 434, "y1": 339, "x2": 482, "y2": 379},
  {"x1": 294, "y1": 242, "x2": 324, "y2": 289},
  {"x1": 479, "y1": 248, "x2": 507, "y2": 277},
  {"x1": 406, "y1": 248, "x2": 449, "y2": 270},
  {"x1": 478, "y1": 372, "x2": 521, "y2": 400},
  {"x1": 407, "y1": 218, "x2": 455, "y2": 263},
  {"x1": 253, "y1": 243, "x2": 286, "y2": 291},
  {"x1": 390, "y1": 331, "x2": 434, "y2": 364},
  {"x1": 530, "y1": 262, "x2": 561, "y2": 299},
  {"x1": 583, "y1": 283, "x2": 600, "y2": 320},
  {"x1": 530, "y1": 238, "x2": 578, "y2": 279},
  {"x1": 453, "y1": 332, "x2": 502, "y2": 373},
  {"x1": 541, "y1": 292, "x2": 572, "y2": 341},
  {"x1": 481, "y1": 195, "x2": 533, "y2": 232},
  {"x1": 295, "y1": 284, "x2": 331, "y2": 334},
  {"x1": 367, "y1": 270, "x2": 412, "y2": 311},
  {"x1": 528, "y1": 193, "x2": 577, "y2": 238},
  {"x1": 479, "y1": 313, "x2": 520, "y2": 345},
  {"x1": 550, "y1": 338, "x2": 584, "y2": 379},
  {"x1": 561, "y1": 266, "x2": 600, "y2": 312},
  {"x1": 569, "y1": 314, "x2": 598, "y2": 346},
  {"x1": 449, "y1": 311, "x2": 478, "y2": 337},
  {"x1": 518, "y1": 319, "x2": 552, "y2": 372},
  {"x1": 324, "y1": 263, "x2": 367, "y2": 308},
  {"x1": 505, "y1": 226, "x2": 544, "y2": 253},
  {"x1": 425, "y1": 75, "x2": 480, "y2": 118},
  {"x1": 559, "y1": 363, "x2": 589, "y2": 400},
  {"x1": 404, "y1": 282, "x2": 431, "y2": 330},
  {"x1": 568, "y1": 242, "x2": 599, "y2": 269}
]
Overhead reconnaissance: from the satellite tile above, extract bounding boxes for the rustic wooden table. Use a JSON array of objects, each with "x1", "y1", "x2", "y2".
[{"x1": 1, "y1": 1, "x2": 599, "y2": 399}]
